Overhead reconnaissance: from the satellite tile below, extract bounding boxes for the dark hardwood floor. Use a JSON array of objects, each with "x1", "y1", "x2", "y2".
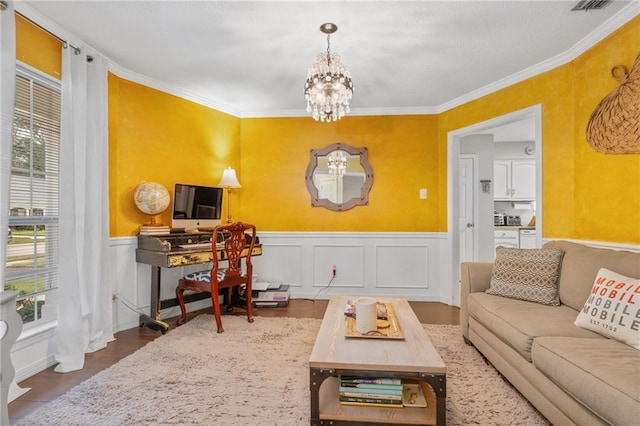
[{"x1": 8, "y1": 299, "x2": 459, "y2": 423}]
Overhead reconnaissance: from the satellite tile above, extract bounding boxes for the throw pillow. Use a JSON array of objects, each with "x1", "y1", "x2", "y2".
[
  {"x1": 486, "y1": 246, "x2": 564, "y2": 306},
  {"x1": 574, "y1": 268, "x2": 640, "y2": 350}
]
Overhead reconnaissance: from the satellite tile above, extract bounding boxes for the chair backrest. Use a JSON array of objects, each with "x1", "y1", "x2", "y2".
[{"x1": 212, "y1": 222, "x2": 257, "y2": 279}]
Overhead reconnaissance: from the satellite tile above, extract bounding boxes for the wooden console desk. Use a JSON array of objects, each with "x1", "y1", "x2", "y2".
[{"x1": 135, "y1": 232, "x2": 262, "y2": 334}]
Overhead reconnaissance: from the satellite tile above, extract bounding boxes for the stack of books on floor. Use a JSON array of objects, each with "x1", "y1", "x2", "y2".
[
  {"x1": 338, "y1": 376, "x2": 404, "y2": 408},
  {"x1": 251, "y1": 282, "x2": 289, "y2": 307}
]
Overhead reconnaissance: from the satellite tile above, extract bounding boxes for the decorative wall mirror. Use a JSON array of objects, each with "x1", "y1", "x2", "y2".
[{"x1": 305, "y1": 143, "x2": 373, "y2": 212}]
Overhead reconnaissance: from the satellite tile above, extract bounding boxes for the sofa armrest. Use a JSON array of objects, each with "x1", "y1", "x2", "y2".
[{"x1": 459, "y1": 262, "x2": 493, "y2": 339}]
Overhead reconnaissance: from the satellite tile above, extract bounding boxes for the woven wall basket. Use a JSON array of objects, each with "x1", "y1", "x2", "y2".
[{"x1": 586, "y1": 52, "x2": 640, "y2": 154}]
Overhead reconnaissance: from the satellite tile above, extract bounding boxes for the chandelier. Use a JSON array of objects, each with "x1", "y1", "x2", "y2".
[
  {"x1": 327, "y1": 150, "x2": 348, "y2": 177},
  {"x1": 304, "y1": 23, "x2": 354, "y2": 122}
]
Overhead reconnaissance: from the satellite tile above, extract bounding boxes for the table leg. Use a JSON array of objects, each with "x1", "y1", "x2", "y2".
[
  {"x1": 138, "y1": 266, "x2": 169, "y2": 334},
  {"x1": 309, "y1": 367, "x2": 334, "y2": 425},
  {"x1": 422, "y1": 373, "x2": 446, "y2": 425}
]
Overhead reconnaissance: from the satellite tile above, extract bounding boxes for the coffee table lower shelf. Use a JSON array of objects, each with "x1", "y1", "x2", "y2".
[{"x1": 313, "y1": 375, "x2": 440, "y2": 425}]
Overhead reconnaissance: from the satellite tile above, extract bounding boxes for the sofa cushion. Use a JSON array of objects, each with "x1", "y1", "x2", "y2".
[
  {"x1": 486, "y1": 246, "x2": 564, "y2": 306},
  {"x1": 574, "y1": 268, "x2": 640, "y2": 349},
  {"x1": 468, "y1": 292, "x2": 602, "y2": 361},
  {"x1": 543, "y1": 241, "x2": 640, "y2": 311},
  {"x1": 532, "y1": 336, "x2": 640, "y2": 426}
]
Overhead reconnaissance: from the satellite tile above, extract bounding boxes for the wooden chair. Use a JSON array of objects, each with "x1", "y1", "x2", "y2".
[{"x1": 175, "y1": 222, "x2": 257, "y2": 333}]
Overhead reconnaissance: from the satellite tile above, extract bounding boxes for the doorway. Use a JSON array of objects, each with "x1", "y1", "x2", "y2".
[{"x1": 446, "y1": 105, "x2": 543, "y2": 306}]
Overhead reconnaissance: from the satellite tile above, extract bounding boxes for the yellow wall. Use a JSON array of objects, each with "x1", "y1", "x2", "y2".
[
  {"x1": 108, "y1": 76, "x2": 241, "y2": 236},
  {"x1": 437, "y1": 15, "x2": 640, "y2": 244},
  {"x1": 239, "y1": 115, "x2": 439, "y2": 231},
  {"x1": 571, "y1": 18, "x2": 640, "y2": 243},
  {"x1": 14, "y1": 12, "x2": 640, "y2": 243}
]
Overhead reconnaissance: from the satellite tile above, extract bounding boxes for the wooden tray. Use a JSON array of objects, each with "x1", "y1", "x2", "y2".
[{"x1": 345, "y1": 302, "x2": 404, "y2": 339}]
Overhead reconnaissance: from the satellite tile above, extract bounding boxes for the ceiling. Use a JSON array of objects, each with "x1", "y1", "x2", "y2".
[{"x1": 18, "y1": 1, "x2": 637, "y2": 118}]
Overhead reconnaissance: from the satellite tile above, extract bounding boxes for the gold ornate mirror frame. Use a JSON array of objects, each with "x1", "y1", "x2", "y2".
[{"x1": 304, "y1": 143, "x2": 374, "y2": 212}]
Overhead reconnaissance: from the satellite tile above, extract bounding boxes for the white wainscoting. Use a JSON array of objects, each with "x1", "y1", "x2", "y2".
[
  {"x1": 112, "y1": 231, "x2": 452, "y2": 335},
  {"x1": 252, "y1": 232, "x2": 450, "y2": 302},
  {"x1": 6, "y1": 231, "x2": 454, "y2": 383},
  {"x1": 11, "y1": 234, "x2": 637, "y2": 385}
]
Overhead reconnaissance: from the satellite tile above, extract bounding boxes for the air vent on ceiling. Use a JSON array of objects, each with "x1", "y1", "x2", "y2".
[{"x1": 572, "y1": 0, "x2": 612, "y2": 11}]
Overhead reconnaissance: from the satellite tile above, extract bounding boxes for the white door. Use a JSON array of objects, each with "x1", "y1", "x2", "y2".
[{"x1": 459, "y1": 156, "x2": 476, "y2": 263}]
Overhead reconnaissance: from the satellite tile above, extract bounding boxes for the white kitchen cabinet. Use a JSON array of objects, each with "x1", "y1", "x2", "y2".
[
  {"x1": 519, "y1": 229, "x2": 537, "y2": 248},
  {"x1": 494, "y1": 229, "x2": 519, "y2": 257},
  {"x1": 493, "y1": 160, "x2": 535, "y2": 200}
]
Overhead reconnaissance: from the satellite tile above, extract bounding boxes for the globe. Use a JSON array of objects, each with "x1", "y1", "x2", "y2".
[{"x1": 134, "y1": 182, "x2": 170, "y2": 225}]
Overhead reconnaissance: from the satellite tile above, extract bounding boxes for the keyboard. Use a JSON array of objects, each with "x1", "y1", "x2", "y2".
[{"x1": 177, "y1": 242, "x2": 212, "y2": 250}]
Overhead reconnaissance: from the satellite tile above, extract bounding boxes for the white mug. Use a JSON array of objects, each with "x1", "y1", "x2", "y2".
[{"x1": 355, "y1": 297, "x2": 377, "y2": 334}]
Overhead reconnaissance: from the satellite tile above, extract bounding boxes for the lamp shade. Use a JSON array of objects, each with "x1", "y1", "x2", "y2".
[{"x1": 218, "y1": 167, "x2": 241, "y2": 188}]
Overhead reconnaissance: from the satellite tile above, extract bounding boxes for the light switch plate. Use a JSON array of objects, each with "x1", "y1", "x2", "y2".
[{"x1": 419, "y1": 188, "x2": 427, "y2": 199}]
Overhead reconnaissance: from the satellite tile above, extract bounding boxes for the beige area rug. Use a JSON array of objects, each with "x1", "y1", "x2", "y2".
[{"x1": 17, "y1": 315, "x2": 549, "y2": 425}]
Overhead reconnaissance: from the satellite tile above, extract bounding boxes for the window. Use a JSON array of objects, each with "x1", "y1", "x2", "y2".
[{"x1": 5, "y1": 65, "x2": 61, "y2": 326}]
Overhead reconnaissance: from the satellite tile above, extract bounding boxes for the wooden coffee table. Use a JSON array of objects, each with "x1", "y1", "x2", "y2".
[{"x1": 309, "y1": 296, "x2": 446, "y2": 425}]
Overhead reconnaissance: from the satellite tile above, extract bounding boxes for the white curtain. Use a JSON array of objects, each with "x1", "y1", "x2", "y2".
[
  {"x1": 0, "y1": 0, "x2": 16, "y2": 286},
  {"x1": 0, "y1": 1, "x2": 17, "y2": 417},
  {"x1": 55, "y1": 46, "x2": 114, "y2": 373}
]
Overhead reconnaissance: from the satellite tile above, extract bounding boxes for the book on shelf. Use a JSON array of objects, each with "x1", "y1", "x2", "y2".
[
  {"x1": 340, "y1": 395, "x2": 403, "y2": 405},
  {"x1": 339, "y1": 398, "x2": 404, "y2": 408},
  {"x1": 339, "y1": 390, "x2": 402, "y2": 401},
  {"x1": 339, "y1": 382, "x2": 403, "y2": 391},
  {"x1": 339, "y1": 386, "x2": 402, "y2": 396},
  {"x1": 339, "y1": 376, "x2": 402, "y2": 385}
]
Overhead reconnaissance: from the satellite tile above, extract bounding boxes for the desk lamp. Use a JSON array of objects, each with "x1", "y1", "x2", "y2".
[{"x1": 218, "y1": 167, "x2": 241, "y2": 223}]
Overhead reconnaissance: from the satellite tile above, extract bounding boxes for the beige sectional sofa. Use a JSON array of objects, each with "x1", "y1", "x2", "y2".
[{"x1": 460, "y1": 240, "x2": 640, "y2": 425}]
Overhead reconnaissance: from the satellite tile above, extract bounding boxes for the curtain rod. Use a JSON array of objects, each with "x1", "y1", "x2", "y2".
[{"x1": 9, "y1": 7, "x2": 82, "y2": 56}]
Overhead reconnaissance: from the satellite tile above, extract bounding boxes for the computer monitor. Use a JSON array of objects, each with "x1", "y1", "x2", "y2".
[{"x1": 171, "y1": 183, "x2": 223, "y2": 233}]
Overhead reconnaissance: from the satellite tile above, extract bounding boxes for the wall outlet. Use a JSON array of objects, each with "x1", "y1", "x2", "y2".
[{"x1": 419, "y1": 188, "x2": 427, "y2": 199}]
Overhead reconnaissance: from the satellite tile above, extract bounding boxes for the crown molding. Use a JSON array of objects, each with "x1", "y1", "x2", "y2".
[{"x1": 106, "y1": 63, "x2": 242, "y2": 118}]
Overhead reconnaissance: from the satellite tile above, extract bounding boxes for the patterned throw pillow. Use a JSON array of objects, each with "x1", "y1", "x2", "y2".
[
  {"x1": 574, "y1": 268, "x2": 640, "y2": 350},
  {"x1": 486, "y1": 246, "x2": 564, "y2": 306}
]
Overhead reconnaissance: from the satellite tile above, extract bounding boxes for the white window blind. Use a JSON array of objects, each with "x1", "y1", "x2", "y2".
[{"x1": 5, "y1": 67, "x2": 61, "y2": 326}]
